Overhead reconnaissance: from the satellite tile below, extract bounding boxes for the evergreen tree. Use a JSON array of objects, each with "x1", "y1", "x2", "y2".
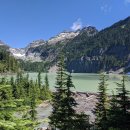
[
  {"x1": 94, "y1": 74, "x2": 108, "y2": 130},
  {"x1": 49, "y1": 56, "x2": 90, "y2": 130},
  {"x1": 0, "y1": 78, "x2": 17, "y2": 129},
  {"x1": 49, "y1": 55, "x2": 68, "y2": 129},
  {"x1": 17, "y1": 72, "x2": 25, "y2": 99},
  {"x1": 45, "y1": 73, "x2": 49, "y2": 91},
  {"x1": 107, "y1": 91, "x2": 121, "y2": 129},
  {"x1": 107, "y1": 75, "x2": 130, "y2": 130},
  {"x1": 38, "y1": 71, "x2": 43, "y2": 99},
  {"x1": 115, "y1": 75, "x2": 130, "y2": 129},
  {"x1": 0, "y1": 73, "x2": 40, "y2": 129},
  {"x1": 44, "y1": 73, "x2": 51, "y2": 99},
  {"x1": 34, "y1": 79, "x2": 40, "y2": 100},
  {"x1": 75, "y1": 112, "x2": 91, "y2": 130},
  {"x1": 10, "y1": 76, "x2": 19, "y2": 99},
  {"x1": 60, "y1": 73, "x2": 77, "y2": 130},
  {"x1": 24, "y1": 74, "x2": 30, "y2": 96},
  {"x1": 38, "y1": 71, "x2": 42, "y2": 89},
  {"x1": 29, "y1": 80, "x2": 37, "y2": 121},
  {"x1": 0, "y1": 49, "x2": 19, "y2": 73},
  {"x1": 0, "y1": 77, "x2": 6, "y2": 84}
]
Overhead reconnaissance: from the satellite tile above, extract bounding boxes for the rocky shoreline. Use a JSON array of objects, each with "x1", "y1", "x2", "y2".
[
  {"x1": 72, "y1": 92, "x2": 97, "y2": 122},
  {"x1": 36, "y1": 91, "x2": 98, "y2": 129}
]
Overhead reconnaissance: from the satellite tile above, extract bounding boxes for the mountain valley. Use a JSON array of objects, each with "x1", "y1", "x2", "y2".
[{"x1": 1, "y1": 17, "x2": 130, "y2": 73}]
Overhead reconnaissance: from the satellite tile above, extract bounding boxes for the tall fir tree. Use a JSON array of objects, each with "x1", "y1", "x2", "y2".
[
  {"x1": 75, "y1": 112, "x2": 91, "y2": 130},
  {"x1": 0, "y1": 78, "x2": 17, "y2": 129},
  {"x1": 38, "y1": 71, "x2": 42, "y2": 89},
  {"x1": 107, "y1": 91, "x2": 121, "y2": 129},
  {"x1": 29, "y1": 80, "x2": 37, "y2": 121},
  {"x1": 0, "y1": 72, "x2": 41, "y2": 129},
  {"x1": 115, "y1": 75, "x2": 130, "y2": 129},
  {"x1": 59, "y1": 73, "x2": 77, "y2": 130},
  {"x1": 38, "y1": 71, "x2": 43, "y2": 99},
  {"x1": 49, "y1": 54, "x2": 68, "y2": 129},
  {"x1": 10, "y1": 76, "x2": 19, "y2": 99},
  {"x1": 107, "y1": 75, "x2": 130, "y2": 130},
  {"x1": 49, "y1": 55, "x2": 90, "y2": 130},
  {"x1": 94, "y1": 74, "x2": 108, "y2": 130},
  {"x1": 44, "y1": 73, "x2": 51, "y2": 99},
  {"x1": 45, "y1": 73, "x2": 49, "y2": 91}
]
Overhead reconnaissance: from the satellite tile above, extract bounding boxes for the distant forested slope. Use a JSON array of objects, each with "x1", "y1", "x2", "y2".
[
  {"x1": 0, "y1": 47, "x2": 19, "y2": 73},
  {"x1": 63, "y1": 17, "x2": 130, "y2": 73}
]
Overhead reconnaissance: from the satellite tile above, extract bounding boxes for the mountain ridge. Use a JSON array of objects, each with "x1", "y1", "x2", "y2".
[
  {"x1": 9, "y1": 26, "x2": 97, "y2": 62},
  {"x1": 1, "y1": 16, "x2": 130, "y2": 73},
  {"x1": 64, "y1": 16, "x2": 130, "y2": 73}
]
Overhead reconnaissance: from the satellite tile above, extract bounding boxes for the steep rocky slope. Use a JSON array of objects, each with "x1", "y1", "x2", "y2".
[
  {"x1": 64, "y1": 17, "x2": 130, "y2": 73},
  {"x1": 4, "y1": 16, "x2": 130, "y2": 73},
  {"x1": 10, "y1": 31, "x2": 80, "y2": 62},
  {"x1": 10, "y1": 27, "x2": 97, "y2": 63}
]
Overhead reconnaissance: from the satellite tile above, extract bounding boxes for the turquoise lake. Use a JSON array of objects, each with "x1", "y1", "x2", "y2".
[
  {"x1": 1, "y1": 73, "x2": 130, "y2": 94},
  {"x1": 21, "y1": 73, "x2": 130, "y2": 94}
]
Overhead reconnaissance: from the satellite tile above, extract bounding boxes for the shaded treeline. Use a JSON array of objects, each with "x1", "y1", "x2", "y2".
[
  {"x1": 49, "y1": 55, "x2": 130, "y2": 130},
  {"x1": 0, "y1": 48, "x2": 19, "y2": 73},
  {"x1": 0, "y1": 55, "x2": 130, "y2": 130},
  {"x1": 0, "y1": 72, "x2": 51, "y2": 130}
]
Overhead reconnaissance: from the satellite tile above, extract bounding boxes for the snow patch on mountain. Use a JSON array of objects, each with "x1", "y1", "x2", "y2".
[
  {"x1": 9, "y1": 27, "x2": 97, "y2": 62},
  {"x1": 10, "y1": 48, "x2": 42, "y2": 62},
  {"x1": 9, "y1": 48, "x2": 26, "y2": 58}
]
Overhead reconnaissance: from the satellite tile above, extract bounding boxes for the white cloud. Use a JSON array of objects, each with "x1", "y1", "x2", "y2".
[
  {"x1": 101, "y1": 4, "x2": 112, "y2": 13},
  {"x1": 125, "y1": 0, "x2": 130, "y2": 4},
  {"x1": 71, "y1": 18, "x2": 82, "y2": 31}
]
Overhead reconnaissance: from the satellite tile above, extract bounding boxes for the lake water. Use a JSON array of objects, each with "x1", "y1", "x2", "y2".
[
  {"x1": 27, "y1": 73, "x2": 130, "y2": 94},
  {"x1": 1, "y1": 73, "x2": 130, "y2": 94},
  {"x1": 1, "y1": 73, "x2": 130, "y2": 129},
  {"x1": 28, "y1": 73, "x2": 129, "y2": 128}
]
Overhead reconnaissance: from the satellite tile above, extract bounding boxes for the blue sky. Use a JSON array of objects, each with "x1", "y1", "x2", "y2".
[{"x1": 0, "y1": 0, "x2": 130, "y2": 48}]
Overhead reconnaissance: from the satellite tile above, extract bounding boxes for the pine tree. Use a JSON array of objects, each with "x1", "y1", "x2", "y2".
[
  {"x1": 107, "y1": 75, "x2": 130, "y2": 130},
  {"x1": 38, "y1": 71, "x2": 43, "y2": 99},
  {"x1": 45, "y1": 73, "x2": 49, "y2": 91},
  {"x1": 0, "y1": 73, "x2": 39, "y2": 129},
  {"x1": 15, "y1": 72, "x2": 21, "y2": 99},
  {"x1": 44, "y1": 73, "x2": 51, "y2": 99},
  {"x1": 49, "y1": 55, "x2": 90, "y2": 130},
  {"x1": 38, "y1": 71, "x2": 42, "y2": 89},
  {"x1": 49, "y1": 55, "x2": 68, "y2": 129},
  {"x1": 60, "y1": 73, "x2": 77, "y2": 130},
  {"x1": 0, "y1": 49, "x2": 19, "y2": 73},
  {"x1": 0, "y1": 78, "x2": 17, "y2": 129},
  {"x1": 29, "y1": 80, "x2": 37, "y2": 121},
  {"x1": 10, "y1": 76, "x2": 19, "y2": 99},
  {"x1": 17, "y1": 72, "x2": 25, "y2": 99},
  {"x1": 24, "y1": 74, "x2": 30, "y2": 96},
  {"x1": 115, "y1": 75, "x2": 130, "y2": 129},
  {"x1": 34, "y1": 79, "x2": 40, "y2": 100},
  {"x1": 107, "y1": 91, "x2": 121, "y2": 129},
  {"x1": 75, "y1": 112, "x2": 90, "y2": 130},
  {"x1": 94, "y1": 74, "x2": 108, "y2": 130}
]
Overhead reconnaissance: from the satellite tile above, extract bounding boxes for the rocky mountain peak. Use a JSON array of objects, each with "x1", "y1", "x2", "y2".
[
  {"x1": 47, "y1": 31, "x2": 79, "y2": 44},
  {"x1": 26, "y1": 39, "x2": 46, "y2": 49},
  {"x1": 9, "y1": 26, "x2": 98, "y2": 61},
  {"x1": 79, "y1": 26, "x2": 98, "y2": 36}
]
